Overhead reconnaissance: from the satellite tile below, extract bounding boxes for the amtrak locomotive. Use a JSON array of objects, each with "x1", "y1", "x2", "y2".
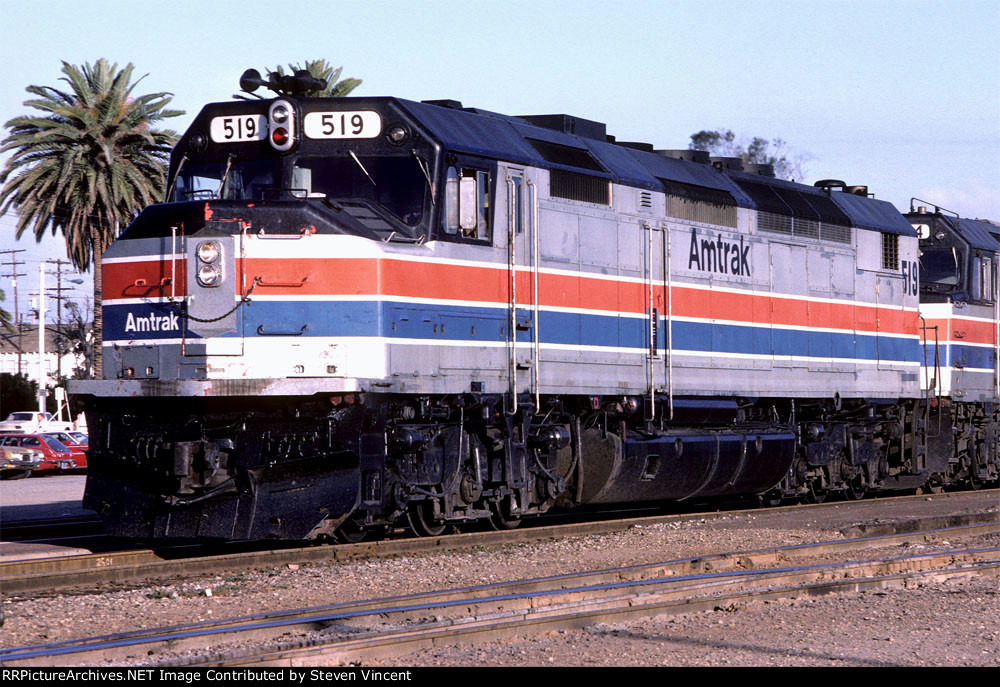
[{"x1": 70, "y1": 72, "x2": 999, "y2": 540}]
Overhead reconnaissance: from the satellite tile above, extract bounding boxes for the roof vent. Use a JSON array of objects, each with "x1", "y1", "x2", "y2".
[
  {"x1": 422, "y1": 99, "x2": 464, "y2": 110},
  {"x1": 519, "y1": 114, "x2": 607, "y2": 141},
  {"x1": 813, "y1": 179, "x2": 846, "y2": 195},
  {"x1": 744, "y1": 163, "x2": 775, "y2": 178},
  {"x1": 710, "y1": 156, "x2": 744, "y2": 172},
  {"x1": 845, "y1": 185, "x2": 869, "y2": 197},
  {"x1": 616, "y1": 141, "x2": 655, "y2": 152},
  {"x1": 655, "y1": 149, "x2": 711, "y2": 164}
]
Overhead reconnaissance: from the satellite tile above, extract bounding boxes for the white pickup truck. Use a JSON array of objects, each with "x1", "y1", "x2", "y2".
[{"x1": 0, "y1": 411, "x2": 74, "y2": 434}]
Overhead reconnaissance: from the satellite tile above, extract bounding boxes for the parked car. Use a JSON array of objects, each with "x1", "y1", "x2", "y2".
[
  {"x1": 0, "y1": 411, "x2": 74, "y2": 434},
  {"x1": 1, "y1": 445, "x2": 46, "y2": 479},
  {"x1": 67, "y1": 431, "x2": 89, "y2": 445},
  {"x1": 42, "y1": 432, "x2": 88, "y2": 467},
  {"x1": 0, "y1": 434, "x2": 77, "y2": 471}
]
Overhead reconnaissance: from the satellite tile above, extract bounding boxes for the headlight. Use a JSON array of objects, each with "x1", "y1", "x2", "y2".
[
  {"x1": 271, "y1": 105, "x2": 289, "y2": 124},
  {"x1": 197, "y1": 241, "x2": 220, "y2": 263},
  {"x1": 197, "y1": 264, "x2": 222, "y2": 287}
]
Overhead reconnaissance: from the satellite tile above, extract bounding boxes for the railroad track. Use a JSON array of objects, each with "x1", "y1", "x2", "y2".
[
  {"x1": 4, "y1": 492, "x2": 998, "y2": 597},
  {"x1": 2, "y1": 518, "x2": 997, "y2": 667}
]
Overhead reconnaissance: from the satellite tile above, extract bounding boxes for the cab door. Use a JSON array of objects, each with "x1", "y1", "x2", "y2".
[{"x1": 499, "y1": 165, "x2": 538, "y2": 406}]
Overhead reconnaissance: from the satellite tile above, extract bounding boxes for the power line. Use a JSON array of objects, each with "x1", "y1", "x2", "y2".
[{"x1": 0, "y1": 248, "x2": 26, "y2": 375}]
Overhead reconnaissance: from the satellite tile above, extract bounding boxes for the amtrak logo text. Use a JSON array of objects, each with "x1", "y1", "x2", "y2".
[
  {"x1": 687, "y1": 228, "x2": 751, "y2": 277},
  {"x1": 125, "y1": 312, "x2": 181, "y2": 333}
]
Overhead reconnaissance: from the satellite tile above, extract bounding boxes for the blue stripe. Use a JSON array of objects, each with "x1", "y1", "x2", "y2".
[
  {"x1": 924, "y1": 343, "x2": 998, "y2": 371},
  {"x1": 105, "y1": 299, "x2": 922, "y2": 364}
]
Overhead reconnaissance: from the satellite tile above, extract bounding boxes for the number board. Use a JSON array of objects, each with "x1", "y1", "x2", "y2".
[
  {"x1": 304, "y1": 111, "x2": 382, "y2": 139},
  {"x1": 209, "y1": 115, "x2": 267, "y2": 143}
]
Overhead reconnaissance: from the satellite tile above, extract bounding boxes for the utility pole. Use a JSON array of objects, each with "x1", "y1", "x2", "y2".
[
  {"x1": 37, "y1": 263, "x2": 46, "y2": 414},
  {"x1": 1, "y1": 249, "x2": 26, "y2": 375},
  {"x1": 45, "y1": 259, "x2": 74, "y2": 381}
]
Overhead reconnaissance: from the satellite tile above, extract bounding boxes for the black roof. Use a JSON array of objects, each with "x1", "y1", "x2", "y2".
[
  {"x1": 945, "y1": 216, "x2": 1000, "y2": 252},
  {"x1": 186, "y1": 95, "x2": 918, "y2": 237},
  {"x1": 398, "y1": 98, "x2": 915, "y2": 236}
]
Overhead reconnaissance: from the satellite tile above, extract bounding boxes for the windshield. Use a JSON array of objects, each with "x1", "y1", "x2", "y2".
[
  {"x1": 172, "y1": 160, "x2": 279, "y2": 201},
  {"x1": 920, "y1": 249, "x2": 962, "y2": 285},
  {"x1": 45, "y1": 432, "x2": 74, "y2": 444},
  {"x1": 293, "y1": 155, "x2": 426, "y2": 226},
  {"x1": 42, "y1": 436, "x2": 69, "y2": 452},
  {"x1": 6, "y1": 413, "x2": 36, "y2": 421}
]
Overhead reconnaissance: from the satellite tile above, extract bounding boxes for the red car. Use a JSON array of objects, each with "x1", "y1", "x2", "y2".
[
  {"x1": 0, "y1": 434, "x2": 78, "y2": 471},
  {"x1": 43, "y1": 431, "x2": 89, "y2": 467}
]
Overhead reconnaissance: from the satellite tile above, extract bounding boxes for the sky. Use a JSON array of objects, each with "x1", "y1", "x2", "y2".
[{"x1": 1, "y1": 0, "x2": 998, "y2": 322}]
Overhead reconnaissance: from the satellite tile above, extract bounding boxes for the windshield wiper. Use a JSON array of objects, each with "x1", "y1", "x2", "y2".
[
  {"x1": 216, "y1": 154, "x2": 235, "y2": 198},
  {"x1": 349, "y1": 151, "x2": 377, "y2": 189},
  {"x1": 165, "y1": 154, "x2": 188, "y2": 202},
  {"x1": 411, "y1": 150, "x2": 435, "y2": 206}
]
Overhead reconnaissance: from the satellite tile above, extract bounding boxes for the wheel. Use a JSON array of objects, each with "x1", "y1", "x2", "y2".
[
  {"x1": 845, "y1": 476, "x2": 866, "y2": 501},
  {"x1": 0, "y1": 469, "x2": 30, "y2": 480},
  {"x1": 805, "y1": 482, "x2": 826, "y2": 504},
  {"x1": 759, "y1": 490, "x2": 784, "y2": 508},
  {"x1": 488, "y1": 497, "x2": 522, "y2": 530},
  {"x1": 334, "y1": 518, "x2": 370, "y2": 544},
  {"x1": 920, "y1": 481, "x2": 944, "y2": 495},
  {"x1": 407, "y1": 501, "x2": 446, "y2": 537},
  {"x1": 967, "y1": 471, "x2": 983, "y2": 491}
]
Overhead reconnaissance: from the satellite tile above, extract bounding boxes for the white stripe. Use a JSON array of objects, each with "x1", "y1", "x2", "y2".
[
  {"x1": 102, "y1": 253, "x2": 185, "y2": 264},
  {"x1": 919, "y1": 303, "x2": 997, "y2": 324}
]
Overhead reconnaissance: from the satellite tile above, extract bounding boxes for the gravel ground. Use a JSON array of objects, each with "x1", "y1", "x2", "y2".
[
  {"x1": 369, "y1": 576, "x2": 1000, "y2": 667},
  {"x1": 1, "y1": 491, "x2": 998, "y2": 667}
]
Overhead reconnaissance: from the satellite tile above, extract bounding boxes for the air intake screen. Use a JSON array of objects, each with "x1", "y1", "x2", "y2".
[
  {"x1": 527, "y1": 139, "x2": 605, "y2": 172},
  {"x1": 659, "y1": 179, "x2": 737, "y2": 228},
  {"x1": 550, "y1": 169, "x2": 611, "y2": 205}
]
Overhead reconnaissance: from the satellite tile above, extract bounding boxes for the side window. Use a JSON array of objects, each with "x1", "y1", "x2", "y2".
[
  {"x1": 972, "y1": 255, "x2": 996, "y2": 302},
  {"x1": 23, "y1": 438, "x2": 40, "y2": 447},
  {"x1": 511, "y1": 176, "x2": 523, "y2": 235},
  {"x1": 881, "y1": 233, "x2": 899, "y2": 270},
  {"x1": 444, "y1": 167, "x2": 491, "y2": 240}
]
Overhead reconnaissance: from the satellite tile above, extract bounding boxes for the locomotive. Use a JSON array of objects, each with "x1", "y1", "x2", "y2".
[{"x1": 70, "y1": 72, "x2": 999, "y2": 540}]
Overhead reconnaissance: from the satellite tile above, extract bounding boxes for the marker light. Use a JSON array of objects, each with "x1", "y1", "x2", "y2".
[
  {"x1": 268, "y1": 100, "x2": 295, "y2": 151},
  {"x1": 387, "y1": 125, "x2": 407, "y2": 145}
]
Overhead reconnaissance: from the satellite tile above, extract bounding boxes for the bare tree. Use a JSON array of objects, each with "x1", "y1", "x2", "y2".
[{"x1": 689, "y1": 129, "x2": 812, "y2": 181}]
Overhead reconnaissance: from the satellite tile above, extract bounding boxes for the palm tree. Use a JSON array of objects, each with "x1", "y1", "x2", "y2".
[
  {"x1": 0, "y1": 287, "x2": 11, "y2": 333},
  {"x1": 235, "y1": 59, "x2": 361, "y2": 99},
  {"x1": 0, "y1": 59, "x2": 182, "y2": 377}
]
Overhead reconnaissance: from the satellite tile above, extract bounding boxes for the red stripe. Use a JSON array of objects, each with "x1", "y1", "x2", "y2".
[
  {"x1": 103, "y1": 256, "x2": 919, "y2": 337},
  {"x1": 103, "y1": 260, "x2": 187, "y2": 299},
  {"x1": 921, "y1": 317, "x2": 997, "y2": 345}
]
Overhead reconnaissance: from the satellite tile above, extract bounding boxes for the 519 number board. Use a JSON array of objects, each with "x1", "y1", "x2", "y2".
[
  {"x1": 209, "y1": 115, "x2": 267, "y2": 143},
  {"x1": 304, "y1": 111, "x2": 382, "y2": 139}
]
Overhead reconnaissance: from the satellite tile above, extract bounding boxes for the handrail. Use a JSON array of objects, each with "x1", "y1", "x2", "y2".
[
  {"x1": 530, "y1": 179, "x2": 540, "y2": 410},
  {"x1": 256, "y1": 324, "x2": 307, "y2": 336},
  {"x1": 506, "y1": 175, "x2": 517, "y2": 415},
  {"x1": 255, "y1": 276, "x2": 309, "y2": 288}
]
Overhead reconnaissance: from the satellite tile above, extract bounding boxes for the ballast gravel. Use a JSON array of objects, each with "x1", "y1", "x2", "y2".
[{"x1": 1, "y1": 491, "x2": 998, "y2": 667}]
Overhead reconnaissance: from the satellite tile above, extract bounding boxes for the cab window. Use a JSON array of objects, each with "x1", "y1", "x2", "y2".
[{"x1": 444, "y1": 167, "x2": 491, "y2": 240}]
